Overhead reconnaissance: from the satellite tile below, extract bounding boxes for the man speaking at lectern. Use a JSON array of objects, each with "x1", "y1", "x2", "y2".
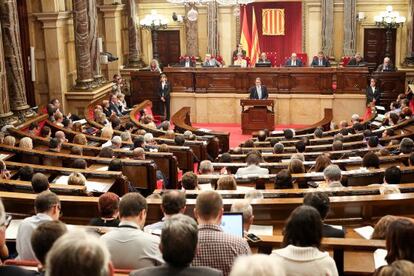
[{"x1": 249, "y1": 77, "x2": 268, "y2": 100}]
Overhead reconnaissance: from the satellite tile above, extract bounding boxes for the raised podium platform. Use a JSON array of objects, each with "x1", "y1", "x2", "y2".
[{"x1": 241, "y1": 99, "x2": 274, "y2": 134}]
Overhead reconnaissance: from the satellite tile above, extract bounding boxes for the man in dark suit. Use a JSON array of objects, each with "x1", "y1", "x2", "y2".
[
  {"x1": 257, "y1": 52, "x2": 270, "y2": 63},
  {"x1": 158, "y1": 73, "x2": 171, "y2": 120},
  {"x1": 347, "y1": 52, "x2": 366, "y2": 66},
  {"x1": 376, "y1": 57, "x2": 397, "y2": 72},
  {"x1": 366, "y1": 78, "x2": 381, "y2": 106},
  {"x1": 285, "y1": 53, "x2": 303, "y2": 67},
  {"x1": 249, "y1": 77, "x2": 268, "y2": 100},
  {"x1": 109, "y1": 94, "x2": 123, "y2": 117},
  {"x1": 130, "y1": 214, "x2": 222, "y2": 276},
  {"x1": 232, "y1": 44, "x2": 246, "y2": 59},
  {"x1": 311, "y1": 51, "x2": 331, "y2": 67},
  {"x1": 179, "y1": 56, "x2": 196, "y2": 68},
  {"x1": 303, "y1": 192, "x2": 345, "y2": 238}
]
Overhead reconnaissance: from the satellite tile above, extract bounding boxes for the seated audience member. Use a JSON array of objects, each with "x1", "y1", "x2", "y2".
[
  {"x1": 233, "y1": 53, "x2": 247, "y2": 68},
  {"x1": 46, "y1": 230, "x2": 111, "y2": 276},
  {"x1": 158, "y1": 121, "x2": 170, "y2": 132},
  {"x1": 18, "y1": 165, "x2": 34, "y2": 181},
  {"x1": 16, "y1": 191, "x2": 61, "y2": 260},
  {"x1": 180, "y1": 56, "x2": 196, "y2": 68},
  {"x1": 54, "y1": 131, "x2": 67, "y2": 143},
  {"x1": 285, "y1": 53, "x2": 303, "y2": 67},
  {"x1": 236, "y1": 152, "x2": 269, "y2": 176},
  {"x1": 385, "y1": 218, "x2": 414, "y2": 264},
  {"x1": 323, "y1": 165, "x2": 343, "y2": 188},
  {"x1": 199, "y1": 160, "x2": 214, "y2": 175},
  {"x1": 192, "y1": 191, "x2": 251, "y2": 275},
  {"x1": 242, "y1": 139, "x2": 254, "y2": 148},
  {"x1": 54, "y1": 112, "x2": 64, "y2": 127},
  {"x1": 275, "y1": 169, "x2": 293, "y2": 189},
  {"x1": 110, "y1": 135, "x2": 122, "y2": 149},
  {"x1": 28, "y1": 122, "x2": 40, "y2": 136},
  {"x1": 283, "y1": 129, "x2": 294, "y2": 139},
  {"x1": 244, "y1": 190, "x2": 264, "y2": 200},
  {"x1": 100, "y1": 124, "x2": 114, "y2": 139},
  {"x1": 382, "y1": 129, "x2": 395, "y2": 139},
  {"x1": 149, "y1": 59, "x2": 162, "y2": 73},
  {"x1": 164, "y1": 129, "x2": 175, "y2": 139},
  {"x1": 230, "y1": 254, "x2": 283, "y2": 276},
  {"x1": 40, "y1": 126, "x2": 52, "y2": 139},
  {"x1": 367, "y1": 136, "x2": 381, "y2": 149},
  {"x1": 288, "y1": 159, "x2": 305, "y2": 174},
  {"x1": 233, "y1": 44, "x2": 246, "y2": 58},
  {"x1": 230, "y1": 201, "x2": 254, "y2": 233},
  {"x1": 314, "y1": 127, "x2": 324, "y2": 139},
  {"x1": 271, "y1": 206, "x2": 338, "y2": 275},
  {"x1": 372, "y1": 215, "x2": 401, "y2": 239},
  {"x1": 312, "y1": 154, "x2": 332, "y2": 173},
  {"x1": 32, "y1": 173, "x2": 50, "y2": 193},
  {"x1": 374, "y1": 260, "x2": 414, "y2": 276},
  {"x1": 339, "y1": 120, "x2": 348, "y2": 129},
  {"x1": 376, "y1": 57, "x2": 397, "y2": 72},
  {"x1": 400, "y1": 138, "x2": 414, "y2": 155},
  {"x1": 347, "y1": 52, "x2": 366, "y2": 66},
  {"x1": 99, "y1": 146, "x2": 114, "y2": 158},
  {"x1": 3, "y1": 135, "x2": 16, "y2": 146},
  {"x1": 19, "y1": 137, "x2": 33, "y2": 150},
  {"x1": 0, "y1": 161, "x2": 10, "y2": 180},
  {"x1": 295, "y1": 140, "x2": 306, "y2": 153},
  {"x1": 273, "y1": 142, "x2": 284, "y2": 154},
  {"x1": 181, "y1": 172, "x2": 199, "y2": 190},
  {"x1": 62, "y1": 117, "x2": 72, "y2": 129},
  {"x1": 131, "y1": 214, "x2": 222, "y2": 276},
  {"x1": 158, "y1": 144, "x2": 169, "y2": 153},
  {"x1": 72, "y1": 158, "x2": 87, "y2": 169},
  {"x1": 303, "y1": 192, "x2": 345, "y2": 238},
  {"x1": 70, "y1": 145, "x2": 83, "y2": 156},
  {"x1": 203, "y1": 54, "x2": 222, "y2": 67},
  {"x1": 72, "y1": 121, "x2": 83, "y2": 133},
  {"x1": 101, "y1": 193, "x2": 163, "y2": 269},
  {"x1": 311, "y1": 51, "x2": 331, "y2": 67},
  {"x1": 142, "y1": 115, "x2": 157, "y2": 129},
  {"x1": 257, "y1": 130, "x2": 267, "y2": 142},
  {"x1": 174, "y1": 135, "x2": 185, "y2": 146},
  {"x1": 362, "y1": 152, "x2": 380, "y2": 169},
  {"x1": 48, "y1": 137, "x2": 62, "y2": 153},
  {"x1": 144, "y1": 190, "x2": 186, "y2": 233},
  {"x1": 132, "y1": 147, "x2": 146, "y2": 160},
  {"x1": 257, "y1": 52, "x2": 270, "y2": 63},
  {"x1": 90, "y1": 192, "x2": 120, "y2": 227},
  {"x1": 332, "y1": 140, "x2": 343, "y2": 152},
  {"x1": 67, "y1": 172, "x2": 86, "y2": 186},
  {"x1": 384, "y1": 166, "x2": 402, "y2": 186},
  {"x1": 218, "y1": 153, "x2": 236, "y2": 175},
  {"x1": 72, "y1": 133, "x2": 87, "y2": 146},
  {"x1": 217, "y1": 175, "x2": 237, "y2": 190},
  {"x1": 31, "y1": 221, "x2": 68, "y2": 274},
  {"x1": 351, "y1": 114, "x2": 360, "y2": 125},
  {"x1": 109, "y1": 94, "x2": 123, "y2": 117}
]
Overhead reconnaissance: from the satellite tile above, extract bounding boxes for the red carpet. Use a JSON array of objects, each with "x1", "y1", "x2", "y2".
[{"x1": 193, "y1": 123, "x2": 309, "y2": 148}]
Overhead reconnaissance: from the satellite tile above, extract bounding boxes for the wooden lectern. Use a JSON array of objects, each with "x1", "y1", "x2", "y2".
[{"x1": 240, "y1": 99, "x2": 275, "y2": 134}]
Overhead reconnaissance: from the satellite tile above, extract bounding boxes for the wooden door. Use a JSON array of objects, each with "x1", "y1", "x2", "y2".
[
  {"x1": 157, "y1": 30, "x2": 180, "y2": 67},
  {"x1": 363, "y1": 28, "x2": 396, "y2": 68},
  {"x1": 17, "y1": 0, "x2": 35, "y2": 107}
]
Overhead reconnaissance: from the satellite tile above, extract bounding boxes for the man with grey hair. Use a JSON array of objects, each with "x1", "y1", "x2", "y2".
[
  {"x1": 131, "y1": 214, "x2": 222, "y2": 276},
  {"x1": 400, "y1": 138, "x2": 414, "y2": 154},
  {"x1": 111, "y1": 136, "x2": 122, "y2": 149},
  {"x1": 230, "y1": 254, "x2": 284, "y2": 276},
  {"x1": 183, "y1": 130, "x2": 193, "y2": 139},
  {"x1": 54, "y1": 130, "x2": 67, "y2": 143},
  {"x1": 158, "y1": 121, "x2": 170, "y2": 131},
  {"x1": 273, "y1": 143, "x2": 284, "y2": 154},
  {"x1": 120, "y1": 131, "x2": 132, "y2": 143},
  {"x1": 323, "y1": 165, "x2": 343, "y2": 188},
  {"x1": 313, "y1": 128, "x2": 323, "y2": 139},
  {"x1": 230, "y1": 201, "x2": 254, "y2": 233},
  {"x1": 199, "y1": 160, "x2": 214, "y2": 175},
  {"x1": 351, "y1": 114, "x2": 360, "y2": 125},
  {"x1": 376, "y1": 56, "x2": 396, "y2": 72},
  {"x1": 46, "y1": 231, "x2": 111, "y2": 276},
  {"x1": 132, "y1": 147, "x2": 146, "y2": 160}
]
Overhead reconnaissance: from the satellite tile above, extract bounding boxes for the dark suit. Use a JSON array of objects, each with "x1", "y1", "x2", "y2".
[
  {"x1": 347, "y1": 58, "x2": 366, "y2": 66},
  {"x1": 285, "y1": 58, "x2": 303, "y2": 67},
  {"x1": 179, "y1": 60, "x2": 196, "y2": 68},
  {"x1": 158, "y1": 81, "x2": 171, "y2": 120},
  {"x1": 311, "y1": 58, "x2": 331, "y2": 67},
  {"x1": 249, "y1": 85, "x2": 268, "y2": 100},
  {"x1": 0, "y1": 266, "x2": 41, "y2": 276},
  {"x1": 376, "y1": 63, "x2": 397, "y2": 72},
  {"x1": 323, "y1": 224, "x2": 345, "y2": 238},
  {"x1": 232, "y1": 49, "x2": 247, "y2": 58},
  {"x1": 366, "y1": 86, "x2": 381, "y2": 106},
  {"x1": 109, "y1": 102, "x2": 123, "y2": 117},
  {"x1": 103, "y1": 107, "x2": 112, "y2": 117},
  {"x1": 130, "y1": 264, "x2": 223, "y2": 276}
]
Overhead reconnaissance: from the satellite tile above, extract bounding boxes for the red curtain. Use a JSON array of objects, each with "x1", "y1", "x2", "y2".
[{"x1": 241, "y1": 2, "x2": 302, "y2": 66}]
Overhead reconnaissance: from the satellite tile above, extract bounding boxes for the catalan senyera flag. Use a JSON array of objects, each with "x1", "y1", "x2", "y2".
[
  {"x1": 262, "y1": 9, "x2": 285, "y2": 36},
  {"x1": 240, "y1": 7, "x2": 251, "y2": 58},
  {"x1": 250, "y1": 7, "x2": 261, "y2": 66}
]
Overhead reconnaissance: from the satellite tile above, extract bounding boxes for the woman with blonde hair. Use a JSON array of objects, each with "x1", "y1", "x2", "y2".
[
  {"x1": 217, "y1": 175, "x2": 237, "y2": 190},
  {"x1": 19, "y1": 137, "x2": 33, "y2": 150},
  {"x1": 100, "y1": 125, "x2": 113, "y2": 140},
  {"x1": 68, "y1": 172, "x2": 86, "y2": 186},
  {"x1": 73, "y1": 133, "x2": 87, "y2": 146},
  {"x1": 3, "y1": 136, "x2": 16, "y2": 147}
]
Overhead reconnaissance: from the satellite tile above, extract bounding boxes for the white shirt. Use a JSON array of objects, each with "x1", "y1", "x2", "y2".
[
  {"x1": 371, "y1": 86, "x2": 376, "y2": 94},
  {"x1": 319, "y1": 59, "x2": 323, "y2": 66},
  {"x1": 292, "y1": 60, "x2": 296, "y2": 66},
  {"x1": 161, "y1": 82, "x2": 166, "y2": 90},
  {"x1": 16, "y1": 213, "x2": 53, "y2": 260},
  {"x1": 256, "y1": 86, "x2": 262, "y2": 99},
  {"x1": 185, "y1": 61, "x2": 190, "y2": 67}
]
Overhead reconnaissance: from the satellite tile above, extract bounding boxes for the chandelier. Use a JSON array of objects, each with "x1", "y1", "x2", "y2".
[
  {"x1": 215, "y1": 0, "x2": 254, "y2": 5},
  {"x1": 166, "y1": 0, "x2": 213, "y2": 4},
  {"x1": 139, "y1": 10, "x2": 168, "y2": 31},
  {"x1": 374, "y1": 5, "x2": 406, "y2": 28}
]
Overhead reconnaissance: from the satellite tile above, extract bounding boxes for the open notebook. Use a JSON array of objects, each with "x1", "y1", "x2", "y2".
[{"x1": 53, "y1": 175, "x2": 112, "y2": 193}]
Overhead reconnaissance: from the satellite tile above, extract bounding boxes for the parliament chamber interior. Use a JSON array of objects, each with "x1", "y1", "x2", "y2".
[{"x1": 1, "y1": 0, "x2": 414, "y2": 275}]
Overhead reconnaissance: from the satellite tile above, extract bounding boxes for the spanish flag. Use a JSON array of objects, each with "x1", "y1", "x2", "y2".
[
  {"x1": 240, "y1": 6, "x2": 251, "y2": 58},
  {"x1": 250, "y1": 7, "x2": 261, "y2": 66}
]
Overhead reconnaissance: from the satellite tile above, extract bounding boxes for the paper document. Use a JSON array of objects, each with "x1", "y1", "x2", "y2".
[
  {"x1": 53, "y1": 175, "x2": 69, "y2": 185},
  {"x1": 6, "y1": 219, "x2": 22, "y2": 240},
  {"x1": 73, "y1": 119, "x2": 87, "y2": 125},
  {"x1": 374, "y1": 249, "x2": 387, "y2": 269},
  {"x1": 237, "y1": 186, "x2": 255, "y2": 191},
  {"x1": 354, "y1": 226, "x2": 374, "y2": 240},
  {"x1": 0, "y1": 154, "x2": 9, "y2": 160},
  {"x1": 199, "y1": 184, "x2": 213, "y2": 191},
  {"x1": 249, "y1": 225, "x2": 273, "y2": 236},
  {"x1": 86, "y1": 180, "x2": 112, "y2": 193},
  {"x1": 101, "y1": 140, "x2": 112, "y2": 148}
]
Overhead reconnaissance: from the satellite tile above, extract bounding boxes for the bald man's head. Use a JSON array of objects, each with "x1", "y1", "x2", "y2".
[
  {"x1": 195, "y1": 191, "x2": 223, "y2": 222},
  {"x1": 133, "y1": 147, "x2": 145, "y2": 160}
]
